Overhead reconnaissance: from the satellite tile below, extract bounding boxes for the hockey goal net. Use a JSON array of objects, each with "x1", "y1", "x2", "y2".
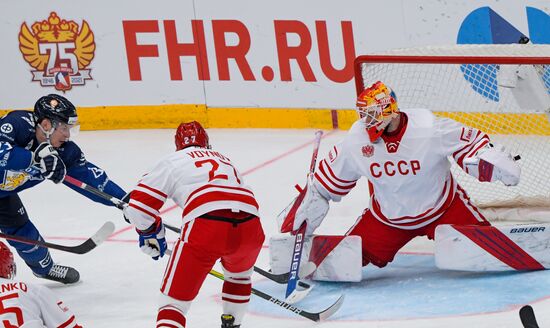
[{"x1": 355, "y1": 44, "x2": 550, "y2": 222}]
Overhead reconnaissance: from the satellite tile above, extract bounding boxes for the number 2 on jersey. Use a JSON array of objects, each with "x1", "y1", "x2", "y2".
[{"x1": 195, "y1": 159, "x2": 241, "y2": 184}]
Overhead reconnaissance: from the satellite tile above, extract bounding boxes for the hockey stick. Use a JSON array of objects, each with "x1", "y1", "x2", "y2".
[
  {"x1": 63, "y1": 176, "x2": 181, "y2": 234},
  {"x1": 254, "y1": 266, "x2": 290, "y2": 283},
  {"x1": 284, "y1": 130, "x2": 323, "y2": 302},
  {"x1": 254, "y1": 266, "x2": 313, "y2": 287},
  {"x1": 208, "y1": 268, "x2": 343, "y2": 322},
  {"x1": 519, "y1": 305, "x2": 540, "y2": 328},
  {"x1": 253, "y1": 266, "x2": 313, "y2": 304},
  {"x1": 0, "y1": 221, "x2": 115, "y2": 254}
]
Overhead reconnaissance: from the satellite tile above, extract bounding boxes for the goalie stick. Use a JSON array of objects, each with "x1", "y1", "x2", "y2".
[
  {"x1": 283, "y1": 130, "x2": 323, "y2": 301},
  {"x1": 519, "y1": 305, "x2": 540, "y2": 328},
  {"x1": 0, "y1": 221, "x2": 115, "y2": 254},
  {"x1": 63, "y1": 176, "x2": 181, "y2": 234},
  {"x1": 209, "y1": 268, "x2": 343, "y2": 322}
]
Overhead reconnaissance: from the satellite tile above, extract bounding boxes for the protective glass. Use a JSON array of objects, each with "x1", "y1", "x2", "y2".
[{"x1": 54, "y1": 121, "x2": 80, "y2": 139}]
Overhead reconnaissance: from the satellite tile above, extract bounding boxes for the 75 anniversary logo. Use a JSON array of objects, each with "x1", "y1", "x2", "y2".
[{"x1": 18, "y1": 12, "x2": 95, "y2": 91}]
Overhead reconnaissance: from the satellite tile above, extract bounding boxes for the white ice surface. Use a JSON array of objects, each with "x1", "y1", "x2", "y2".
[{"x1": 13, "y1": 128, "x2": 550, "y2": 327}]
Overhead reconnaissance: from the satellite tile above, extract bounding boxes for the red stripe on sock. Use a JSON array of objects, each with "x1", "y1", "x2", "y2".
[
  {"x1": 223, "y1": 281, "x2": 252, "y2": 296},
  {"x1": 157, "y1": 306, "x2": 186, "y2": 328},
  {"x1": 222, "y1": 296, "x2": 249, "y2": 304}
]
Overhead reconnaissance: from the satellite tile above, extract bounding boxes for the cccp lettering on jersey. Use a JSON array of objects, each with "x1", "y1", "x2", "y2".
[{"x1": 370, "y1": 160, "x2": 420, "y2": 178}]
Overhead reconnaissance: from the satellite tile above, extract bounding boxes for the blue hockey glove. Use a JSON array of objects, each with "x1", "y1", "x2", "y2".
[{"x1": 137, "y1": 219, "x2": 167, "y2": 260}]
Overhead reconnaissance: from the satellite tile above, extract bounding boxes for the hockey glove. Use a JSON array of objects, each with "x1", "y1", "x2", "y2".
[
  {"x1": 278, "y1": 175, "x2": 329, "y2": 236},
  {"x1": 464, "y1": 143, "x2": 521, "y2": 186},
  {"x1": 137, "y1": 218, "x2": 167, "y2": 260},
  {"x1": 33, "y1": 142, "x2": 66, "y2": 184}
]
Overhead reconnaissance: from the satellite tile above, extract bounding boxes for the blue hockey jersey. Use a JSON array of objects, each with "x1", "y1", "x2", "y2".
[{"x1": 0, "y1": 110, "x2": 125, "y2": 205}]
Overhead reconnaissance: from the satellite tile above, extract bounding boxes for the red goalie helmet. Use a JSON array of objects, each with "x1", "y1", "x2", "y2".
[
  {"x1": 0, "y1": 241, "x2": 16, "y2": 280},
  {"x1": 175, "y1": 121, "x2": 210, "y2": 151}
]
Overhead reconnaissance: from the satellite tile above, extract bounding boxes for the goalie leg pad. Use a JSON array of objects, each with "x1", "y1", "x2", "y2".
[
  {"x1": 269, "y1": 234, "x2": 362, "y2": 282},
  {"x1": 435, "y1": 224, "x2": 550, "y2": 271},
  {"x1": 269, "y1": 233, "x2": 311, "y2": 275}
]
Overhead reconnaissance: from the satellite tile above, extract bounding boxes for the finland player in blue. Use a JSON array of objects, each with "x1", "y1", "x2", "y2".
[{"x1": 0, "y1": 94, "x2": 126, "y2": 284}]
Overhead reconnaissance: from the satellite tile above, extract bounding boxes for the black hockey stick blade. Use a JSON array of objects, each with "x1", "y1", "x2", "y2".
[
  {"x1": 63, "y1": 176, "x2": 181, "y2": 234},
  {"x1": 519, "y1": 305, "x2": 540, "y2": 328},
  {"x1": 0, "y1": 221, "x2": 115, "y2": 254},
  {"x1": 251, "y1": 285, "x2": 344, "y2": 322},
  {"x1": 254, "y1": 266, "x2": 289, "y2": 283},
  {"x1": 254, "y1": 266, "x2": 311, "y2": 289},
  {"x1": 209, "y1": 269, "x2": 343, "y2": 322}
]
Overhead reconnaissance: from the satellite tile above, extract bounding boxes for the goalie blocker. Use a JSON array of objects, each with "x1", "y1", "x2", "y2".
[{"x1": 269, "y1": 234, "x2": 363, "y2": 282}]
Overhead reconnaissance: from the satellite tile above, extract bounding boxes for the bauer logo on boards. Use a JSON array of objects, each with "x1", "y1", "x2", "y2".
[{"x1": 18, "y1": 12, "x2": 95, "y2": 91}]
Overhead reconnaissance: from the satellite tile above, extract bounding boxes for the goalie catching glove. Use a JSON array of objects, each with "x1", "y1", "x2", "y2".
[
  {"x1": 278, "y1": 175, "x2": 329, "y2": 236},
  {"x1": 464, "y1": 143, "x2": 521, "y2": 186}
]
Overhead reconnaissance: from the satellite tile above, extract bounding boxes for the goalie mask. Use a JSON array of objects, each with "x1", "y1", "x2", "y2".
[
  {"x1": 0, "y1": 241, "x2": 16, "y2": 280},
  {"x1": 356, "y1": 81, "x2": 399, "y2": 142},
  {"x1": 175, "y1": 121, "x2": 211, "y2": 151}
]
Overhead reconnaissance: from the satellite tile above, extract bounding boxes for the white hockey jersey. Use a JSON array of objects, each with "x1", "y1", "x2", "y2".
[
  {"x1": 126, "y1": 146, "x2": 259, "y2": 230},
  {"x1": 0, "y1": 278, "x2": 80, "y2": 328},
  {"x1": 314, "y1": 108, "x2": 489, "y2": 230}
]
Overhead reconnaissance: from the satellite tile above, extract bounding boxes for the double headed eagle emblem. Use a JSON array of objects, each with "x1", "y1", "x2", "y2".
[{"x1": 18, "y1": 12, "x2": 95, "y2": 91}]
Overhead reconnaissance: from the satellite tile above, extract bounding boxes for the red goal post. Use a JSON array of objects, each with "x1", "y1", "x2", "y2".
[{"x1": 354, "y1": 44, "x2": 550, "y2": 222}]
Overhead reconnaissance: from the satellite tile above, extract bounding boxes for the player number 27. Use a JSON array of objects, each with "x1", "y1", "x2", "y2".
[{"x1": 195, "y1": 159, "x2": 241, "y2": 184}]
